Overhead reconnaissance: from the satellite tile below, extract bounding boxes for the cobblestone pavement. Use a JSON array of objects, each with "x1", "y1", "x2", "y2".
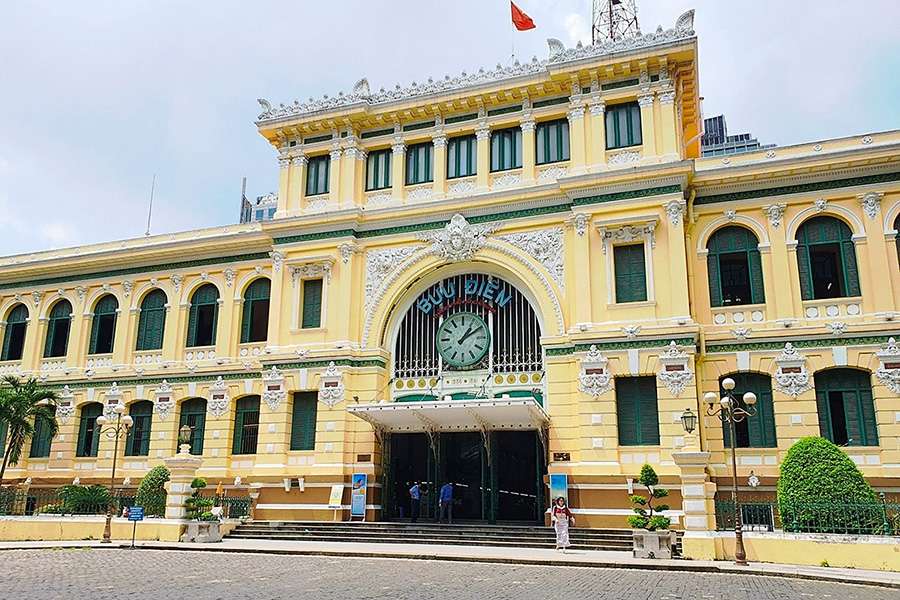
[{"x1": 1, "y1": 548, "x2": 895, "y2": 600}]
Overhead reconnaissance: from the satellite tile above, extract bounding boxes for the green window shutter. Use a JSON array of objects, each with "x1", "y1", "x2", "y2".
[
  {"x1": 614, "y1": 244, "x2": 647, "y2": 303},
  {"x1": 301, "y1": 279, "x2": 323, "y2": 328},
  {"x1": 1, "y1": 322, "x2": 13, "y2": 361},
  {"x1": 88, "y1": 314, "x2": 100, "y2": 355},
  {"x1": 706, "y1": 254, "x2": 723, "y2": 307},
  {"x1": 617, "y1": 380, "x2": 639, "y2": 446},
  {"x1": 29, "y1": 408, "x2": 56, "y2": 458},
  {"x1": 0, "y1": 419, "x2": 7, "y2": 451},
  {"x1": 2, "y1": 304, "x2": 28, "y2": 361},
  {"x1": 44, "y1": 300, "x2": 72, "y2": 358},
  {"x1": 796, "y1": 245, "x2": 814, "y2": 301},
  {"x1": 306, "y1": 156, "x2": 330, "y2": 196},
  {"x1": 187, "y1": 302, "x2": 200, "y2": 346},
  {"x1": 233, "y1": 397, "x2": 260, "y2": 455},
  {"x1": 125, "y1": 401, "x2": 153, "y2": 456},
  {"x1": 136, "y1": 290, "x2": 167, "y2": 351},
  {"x1": 605, "y1": 102, "x2": 641, "y2": 149},
  {"x1": 290, "y1": 392, "x2": 318, "y2": 451},
  {"x1": 721, "y1": 374, "x2": 776, "y2": 448},
  {"x1": 747, "y1": 248, "x2": 765, "y2": 304},
  {"x1": 240, "y1": 296, "x2": 253, "y2": 343},
  {"x1": 232, "y1": 404, "x2": 245, "y2": 454},
  {"x1": 638, "y1": 382, "x2": 661, "y2": 445},
  {"x1": 179, "y1": 398, "x2": 206, "y2": 455},
  {"x1": 858, "y1": 386, "x2": 879, "y2": 447},
  {"x1": 841, "y1": 238, "x2": 861, "y2": 296},
  {"x1": 616, "y1": 377, "x2": 659, "y2": 446},
  {"x1": 815, "y1": 387, "x2": 832, "y2": 441}
]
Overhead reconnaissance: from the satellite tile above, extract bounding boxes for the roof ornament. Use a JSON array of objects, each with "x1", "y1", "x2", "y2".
[
  {"x1": 674, "y1": 9, "x2": 695, "y2": 33},
  {"x1": 547, "y1": 38, "x2": 566, "y2": 59}
]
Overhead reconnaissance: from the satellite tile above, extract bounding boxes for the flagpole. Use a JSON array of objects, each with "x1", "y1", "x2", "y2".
[{"x1": 510, "y1": 3, "x2": 515, "y2": 63}]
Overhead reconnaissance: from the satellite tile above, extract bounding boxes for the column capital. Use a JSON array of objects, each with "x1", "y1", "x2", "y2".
[
  {"x1": 291, "y1": 153, "x2": 308, "y2": 167},
  {"x1": 278, "y1": 156, "x2": 291, "y2": 169},
  {"x1": 567, "y1": 104, "x2": 586, "y2": 121},
  {"x1": 658, "y1": 89, "x2": 676, "y2": 105},
  {"x1": 391, "y1": 135, "x2": 406, "y2": 155},
  {"x1": 432, "y1": 133, "x2": 447, "y2": 148},
  {"x1": 329, "y1": 143, "x2": 342, "y2": 161},
  {"x1": 637, "y1": 92, "x2": 655, "y2": 108},
  {"x1": 519, "y1": 114, "x2": 536, "y2": 133},
  {"x1": 475, "y1": 124, "x2": 491, "y2": 141}
]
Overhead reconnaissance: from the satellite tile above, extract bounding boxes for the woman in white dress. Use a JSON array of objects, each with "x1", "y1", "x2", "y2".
[{"x1": 551, "y1": 496, "x2": 574, "y2": 550}]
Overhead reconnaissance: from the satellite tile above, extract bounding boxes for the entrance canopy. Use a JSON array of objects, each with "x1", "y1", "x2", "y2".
[{"x1": 347, "y1": 397, "x2": 548, "y2": 433}]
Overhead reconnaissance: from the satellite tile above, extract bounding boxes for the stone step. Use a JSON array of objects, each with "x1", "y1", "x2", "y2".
[
  {"x1": 232, "y1": 524, "x2": 633, "y2": 539},
  {"x1": 229, "y1": 528, "x2": 633, "y2": 544}
]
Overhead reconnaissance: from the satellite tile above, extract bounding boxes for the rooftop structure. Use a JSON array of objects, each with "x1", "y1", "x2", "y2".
[{"x1": 701, "y1": 114, "x2": 773, "y2": 157}]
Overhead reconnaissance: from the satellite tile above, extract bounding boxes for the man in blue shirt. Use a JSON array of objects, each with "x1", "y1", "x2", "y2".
[
  {"x1": 409, "y1": 482, "x2": 421, "y2": 523},
  {"x1": 439, "y1": 482, "x2": 453, "y2": 524}
]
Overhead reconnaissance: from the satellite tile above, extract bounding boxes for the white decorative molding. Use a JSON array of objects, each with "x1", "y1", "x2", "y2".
[
  {"x1": 223, "y1": 268, "x2": 236, "y2": 288},
  {"x1": 570, "y1": 213, "x2": 589, "y2": 237},
  {"x1": 417, "y1": 214, "x2": 496, "y2": 263},
  {"x1": 656, "y1": 341, "x2": 693, "y2": 397},
  {"x1": 724, "y1": 209, "x2": 737, "y2": 222},
  {"x1": 578, "y1": 345, "x2": 612, "y2": 397},
  {"x1": 762, "y1": 204, "x2": 786, "y2": 229},
  {"x1": 56, "y1": 385, "x2": 75, "y2": 423},
  {"x1": 537, "y1": 165, "x2": 569, "y2": 182},
  {"x1": 208, "y1": 376, "x2": 230, "y2": 417},
  {"x1": 407, "y1": 187, "x2": 433, "y2": 202},
  {"x1": 30, "y1": 290, "x2": 42, "y2": 308},
  {"x1": 153, "y1": 380, "x2": 174, "y2": 420},
  {"x1": 814, "y1": 199, "x2": 828, "y2": 213},
  {"x1": 496, "y1": 227, "x2": 565, "y2": 291},
  {"x1": 338, "y1": 242, "x2": 358, "y2": 264},
  {"x1": 665, "y1": 200, "x2": 687, "y2": 227},
  {"x1": 588, "y1": 98, "x2": 606, "y2": 116},
  {"x1": 637, "y1": 93, "x2": 655, "y2": 108},
  {"x1": 364, "y1": 246, "x2": 423, "y2": 305},
  {"x1": 598, "y1": 222, "x2": 656, "y2": 253},
  {"x1": 290, "y1": 261, "x2": 333, "y2": 287},
  {"x1": 875, "y1": 337, "x2": 900, "y2": 394},
  {"x1": 658, "y1": 90, "x2": 676, "y2": 105},
  {"x1": 622, "y1": 325, "x2": 641, "y2": 339},
  {"x1": 102, "y1": 382, "x2": 123, "y2": 418},
  {"x1": 257, "y1": 11, "x2": 694, "y2": 123},
  {"x1": 75, "y1": 286, "x2": 87, "y2": 302},
  {"x1": 305, "y1": 196, "x2": 330, "y2": 213},
  {"x1": 731, "y1": 327, "x2": 751, "y2": 341},
  {"x1": 122, "y1": 281, "x2": 133, "y2": 298},
  {"x1": 825, "y1": 322, "x2": 847, "y2": 336},
  {"x1": 765, "y1": 150, "x2": 776, "y2": 159},
  {"x1": 261, "y1": 366, "x2": 286, "y2": 411},
  {"x1": 271, "y1": 250, "x2": 285, "y2": 273},
  {"x1": 858, "y1": 191, "x2": 883, "y2": 219},
  {"x1": 607, "y1": 150, "x2": 641, "y2": 165},
  {"x1": 861, "y1": 135, "x2": 873, "y2": 145},
  {"x1": 318, "y1": 361, "x2": 345, "y2": 407},
  {"x1": 773, "y1": 343, "x2": 812, "y2": 398},
  {"x1": 448, "y1": 179, "x2": 477, "y2": 196},
  {"x1": 491, "y1": 172, "x2": 521, "y2": 189},
  {"x1": 171, "y1": 274, "x2": 184, "y2": 294},
  {"x1": 366, "y1": 193, "x2": 394, "y2": 209}
]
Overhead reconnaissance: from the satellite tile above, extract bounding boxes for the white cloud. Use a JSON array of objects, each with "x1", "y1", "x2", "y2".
[{"x1": 563, "y1": 13, "x2": 591, "y2": 47}]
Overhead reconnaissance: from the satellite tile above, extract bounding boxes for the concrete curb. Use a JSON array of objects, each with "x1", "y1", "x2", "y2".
[{"x1": 1, "y1": 542, "x2": 896, "y2": 590}]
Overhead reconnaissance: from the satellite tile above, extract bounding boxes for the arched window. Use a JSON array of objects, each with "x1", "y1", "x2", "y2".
[
  {"x1": 89, "y1": 295, "x2": 118, "y2": 355},
  {"x1": 124, "y1": 401, "x2": 153, "y2": 456},
  {"x1": 706, "y1": 226, "x2": 765, "y2": 306},
  {"x1": 814, "y1": 368, "x2": 878, "y2": 447},
  {"x1": 720, "y1": 373, "x2": 776, "y2": 448},
  {"x1": 796, "y1": 216, "x2": 860, "y2": 300},
  {"x1": 76, "y1": 403, "x2": 103, "y2": 457},
  {"x1": 187, "y1": 284, "x2": 219, "y2": 347},
  {"x1": 135, "y1": 290, "x2": 167, "y2": 351},
  {"x1": 178, "y1": 398, "x2": 207, "y2": 455},
  {"x1": 29, "y1": 406, "x2": 57, "y2": 458},
  {"x1": 1, "y1": 304, "x2": 29, "y2": 361},
  {"x1": 232, "y1": 396, "x2": 260, "y2": 455},
  {"x1": 241, "y1": 279, "x2": 270, "y2": 343},
  {"x1": 44, "y1": 300, "x2": 72, "y2": 358},
  {"x1": 894, "y1": 214, "x2": 900, "y2": 268}
]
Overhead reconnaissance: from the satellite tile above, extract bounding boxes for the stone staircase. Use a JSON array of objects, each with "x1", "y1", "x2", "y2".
[{"x1": 226, "y1": 521, "x2": 673, "y2": 553}]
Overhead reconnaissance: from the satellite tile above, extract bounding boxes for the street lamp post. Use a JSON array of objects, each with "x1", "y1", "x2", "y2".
[
  {"x1": 95, "y1": 403, "x2": 133, "y2": 544},
  {"x1": 700, "y1": 376, "x2": 757, "y2": 565}
]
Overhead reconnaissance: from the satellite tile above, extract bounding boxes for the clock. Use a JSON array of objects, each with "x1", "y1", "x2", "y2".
[{"x1": 435, "y1": 312, "x2": 490, "y2": 369}]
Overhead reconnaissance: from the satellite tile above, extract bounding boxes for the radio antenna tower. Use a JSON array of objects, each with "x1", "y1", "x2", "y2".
[{"x1": 592, "y1": 0, "x2": 640, "y2": 44}]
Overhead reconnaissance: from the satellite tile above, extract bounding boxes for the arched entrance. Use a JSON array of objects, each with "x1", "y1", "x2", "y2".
[{"x1": 350, "y1": 271, "x2": 549, "y2": 524}]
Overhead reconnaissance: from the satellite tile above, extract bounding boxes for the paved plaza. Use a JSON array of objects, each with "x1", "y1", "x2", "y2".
[{"x1": 1, "y1": 548, "x2": 896, "y2": 600}]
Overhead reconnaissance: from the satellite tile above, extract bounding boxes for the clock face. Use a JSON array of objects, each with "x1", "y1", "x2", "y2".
[{"x1": 435, "y1": 312, "x2": 490, "y2": 368}]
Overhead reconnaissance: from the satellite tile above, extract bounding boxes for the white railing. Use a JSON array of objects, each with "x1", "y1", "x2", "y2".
[
  {"x1": 711, "y1": 304, "x2": 766, "y2": 326},
  {"x1": 802, "y1": 297, "x2": 863, "y2": 320}
]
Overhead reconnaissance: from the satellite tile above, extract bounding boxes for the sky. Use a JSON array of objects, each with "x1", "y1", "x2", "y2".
[{"x1": 1, "y1": 0, "x2": 898, "y2": 257}]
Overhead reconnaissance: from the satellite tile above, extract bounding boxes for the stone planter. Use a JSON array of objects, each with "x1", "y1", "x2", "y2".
[
  {"x1": 180, "y1": 521, "x2": 222, "y2": 543},
  {"x1": 631, "y1": 529, "x2": 675, "y2": 559}
]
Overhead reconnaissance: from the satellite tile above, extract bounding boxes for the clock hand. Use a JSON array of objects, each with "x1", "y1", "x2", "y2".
[{"x1": 457, "y1": 326, "x2": 477, "y2": 344}]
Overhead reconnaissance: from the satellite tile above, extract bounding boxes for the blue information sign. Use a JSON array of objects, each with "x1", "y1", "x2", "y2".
[{"x1": 128, "y1": 506, "x2": 145, "y2": 521}]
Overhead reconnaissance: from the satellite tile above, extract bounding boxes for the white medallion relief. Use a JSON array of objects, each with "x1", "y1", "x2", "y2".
[
  {"x1": 417, "y1": 214, "x2": 496, "y2": 263},
  {"x1": 448, "y1": 179, "x2": 477, "y2": 196},
  {"x1": 207, "y1": 376, "x2": 231, "y2": 417},
  {"x1": 261, "y1": 366, "x2": 286, "y2": 411},
  {"x1": 153, "y1": 380, "x2": 175, "y2": 420},
  {"x1": 578, "y1": 345, "x2": 612, "y2": 397},
  {"x1": 607, "y1": 150, "x2": 641, "y2": 165},
  {"x1": 496, "y1": 227, "x2": 565, "y2": 291},
  {"x1": 364, "y1": 246, "x2": 422, "y2": 304},
  {"x1": 57, "y1": 385, "x2": 75, "y2": 423},
  {"x1": 858, "y1": 191, "x2": 883, "y2": 220},
  {"x1": 656, "y1": 341, "x2": 693, "y2": 397},
  {"x1": 491, "y1": 172, "x2": 521, "y2": 189},
  {"x1": 407, "y1": 187, "x2": 433, "y2": 202},
  {"x1": 537, "y1": 166, "x2": 569, "y2": 182},
  {"x1": 875, "y1": 337, "x2": 900, "y2": 394},
  {"x1": 773, "y1": 343, "x2": 812, "y2": 398},
  {"x1": 318, "y1": 361, "x2": 345, "y2": 407},
  {"x1": 763, "y1": 204, "x2": 786, "y2": 229}
]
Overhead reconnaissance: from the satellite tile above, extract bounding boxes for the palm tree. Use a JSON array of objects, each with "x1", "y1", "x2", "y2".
[{"x1": 0, "y1": 376, "x2": 59, "y2": 485}]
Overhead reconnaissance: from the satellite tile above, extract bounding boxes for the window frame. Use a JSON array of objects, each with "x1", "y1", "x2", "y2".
[
  {"x1": 232, "y1": 396, "x2": 261, "y2": 455},
  {"x1": 706, "y1": 226, "x2": 765, "y2": 307},
  {"x1": 290, "y1": 391, "x2": 318, "y2": 451},
  {"x1": 490, "y1": 126, "x2": 523, "y2": 172},
  {"x1": 535, "y1": 118, "x2": 570, "y2": 165},
  {"x1": 186, "y1": 284, "x2": 220, "y2": 348},
  {"x1": 447, "y1": 135, "x2": 477, "y2": 179},
  {"x1": 240, "y1": 279, "x2": 271, "y2": 344},
  {"x1": 613, "y1": 243, "x2": 648, "y2": 303},
  {"x1": 796, "y1": 216, "x2": 860, "y2": 301},
  {"x1": 44, "y1": 300, "x2": 72, "y2": 358},
  {"x1": 720, "y1": 373, "x2": 777, "y2": 449},
  {"x1": 124, "y1": 400, "x2": 153, "y2": 457},
  {"x1": 1, "y1": 303, "x2": 29, "y2": 362},
  {"x1": 814, "y1": 368, "x2": 878, "y2": 447},
  {"x1": 29, "y1": 406, "x2": 56, "y2": 458},
  {"x1": 135, "y1": 289, "x2": 167, "y2": 351},
  {"x1": 76, "y1": 403, "x2": 103, "y2": 458},
  {"x1": 179, "y1": 398, "x2": 207, "y2": 455},
  {"x1": 615, "y1": 376, "x2": 661, "y2": 446},
  {"x1": 88, "y1": 295, "x2": 118, "y2": 355},
  {"x1": 365, "y1": 148, "x2": 392, "y2": 191},
  {"x1": 605, "y1": 101, "x2": 642, "y2": 150},
  {"x1": 300, "y1": 278, "x2": 324, "y2": 329},
  {"x1": 405, "y1": 142, "x2": 433, "y2": 186},
  {"x1": 305, "y1": 155, "x2": 330, "y2": 196}
]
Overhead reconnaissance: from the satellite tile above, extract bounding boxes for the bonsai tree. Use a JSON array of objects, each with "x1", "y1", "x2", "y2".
[
  {"x1": 135, "y1": 465, "x2": 170, "y2": 517},
  {"x1": 184, "y1": 477, "x2": 214, "y2": 520},
  {"x1": 0, "y1": 377, "x2": 59, "y2": 484},
  {"x1": 777, "y1": 436, "x2": 881, "y2": 533},
  {"x1": 628, "y1": 464, "x2": 671, "y2": 531}
]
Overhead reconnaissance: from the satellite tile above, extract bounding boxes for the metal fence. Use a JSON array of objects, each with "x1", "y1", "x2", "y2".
[
  {"x1": 715, "y1": 495, "x2": 900, "y2": 536},
  {"x1": 212, "y1": 495, "x2": 251, "y2": 519}
]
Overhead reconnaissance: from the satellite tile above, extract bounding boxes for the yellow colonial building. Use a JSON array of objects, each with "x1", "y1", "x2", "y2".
[{"x1": 2, "y1": 8, "x2": 899, "y2": 541}]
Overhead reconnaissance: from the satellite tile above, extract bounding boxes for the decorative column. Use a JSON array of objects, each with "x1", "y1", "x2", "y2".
[
  {"x1": 71, "y1": 289, "x2": 90, "y2": 368},
  {"x1": 673, "y1": 450, "x2": 718, "y2": 560},
  {"x1": 111, "y1": 304, "x2": 129, "y2": 368},
  {"x1": 27, "y1": 315, "x2": 48, "y2": 372},
  {"x1": 761, "y1": 204, "x2": 792, "y2": 321},
  {"x1": 432, "y1": 125, "x2": 448, "y2": 199},
  {"x1": 520, "y1": 106, "x2": 536, "y2": 184},
  {"x1": 328, "y1": 142, "x2": 342, "y2": 208},
  {"x1": 162, "y1": 446, "x2": 202, "y2": 520},
  {"x1": 587, "y1": 94, "x2": 606, "y2": 169},
  {"x1": 391, "y1": 134, "x2": 406, "y2": 202},
  {"x1": 664, "y1": 198, "x2": 690, "y2": 320},
  {"x1": 475, "y1": 113, "x2": 491, "y2": 192},
  {"x1": 858, "y1": 192, "x2": 892, "y2": 312},
  {"x1": 288, "y1": 153, "x2": 306, "y2": 215},
  {"x1": 276, "y1": 153, "x2": 290, "y2": 215},
  {"x1": 341, "y1": 134, "x2": 362, "y2": 208},
  {"x1": 657, "y1": 88, "x2": 678, "y2": 159},
  {"x1": 265, "y1": 252, "x2": 287, "y2": 348},
  {"x1": 567, "y1": 88, "x2": 587, "y2": 174},
  {"x1": 637, "y1": 91, "x2": 657, "y2": 160},
  {"x1": 566, "y1": 213, "x2": 592, "y2": 328}
]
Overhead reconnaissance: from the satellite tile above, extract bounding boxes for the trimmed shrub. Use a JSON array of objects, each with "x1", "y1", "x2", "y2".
[
  {"x1": 627, "y1": 463, "x2": 671, "y2": 531},
  {"x1": 777, "y1": 437, "x2": 880, "y2": 533},
  {"x1": 57, "y1": 484, "x2": 111, "y2": 514},
  {"x1": 135, "y1": 465, "x2": 170, "y2": 517}
]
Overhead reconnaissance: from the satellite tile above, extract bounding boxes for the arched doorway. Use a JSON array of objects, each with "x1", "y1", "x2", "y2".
[{"x1": 355, "y1": 272, "x2": 548, "y2": 524}]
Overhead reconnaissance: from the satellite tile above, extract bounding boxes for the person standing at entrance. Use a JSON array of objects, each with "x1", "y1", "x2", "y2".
[
  {"x1": 439, "y1": 482, "x2": 454, "y2": 524},
  {"x1": 551, "y1": 496, "x2": 574, "y2": 551},
  {"x1": 409, "y1": 482, "x2": 422, "y2": 523}
]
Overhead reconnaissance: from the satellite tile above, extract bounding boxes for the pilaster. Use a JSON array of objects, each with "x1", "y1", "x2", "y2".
[
  {"x1": 432, "y1": 130, "x2": 447, "y2": 199},
  {"x1": 266, "y1": 255, "x2": 287, "y2": 348},
  {"x1": 276, "y1": 154, "x2": 290, "y2": 215},
  {"x1": 858, "y1": 192, "x2": 891, "y2": 312},
  {"x1": 475, "y1": 118, "x2": 490, "y2": 192},
  {"x1": 520, "y1": 113, "x2": 536, "y2": 184},
  {"x1": 25, "y1": 317, "x2": 46, "y2": 372},
  {"x1": 763, "y1": 204, "x2": 793, "y2": 321},
  {"x1": 638, "y1": 92, "x2": 657, "y2": 160},
  {"x1": 111, "y1": 307, "x2": 129, "y2": 367},
  {"x1": 657, "y1": 88, "x2": 678, "y2": 159},
  {"x1": 390, "y1": 135, "x2": 405, "y2": 202},
  {"x1": 567, "y1": 97, "x2": 587, "y2": 174},
  {"x1": 287, "y1": 153, "x2": 306, "y2": 215},
  {"x1": 673, "y1": 450, "x2": 718, "y2": 560},
  {"x1": 587, "y1": 96, "x2": 606, "y2": 169},
  {"x1": 567, "y1": 213, "x2": 592, "y2": 326},
  {"x1": 340, "y1": 135, "x2": 361, "y2": 208},
  {"x1": 328, "y1": 143, "x2": 342, "y2": 208}
]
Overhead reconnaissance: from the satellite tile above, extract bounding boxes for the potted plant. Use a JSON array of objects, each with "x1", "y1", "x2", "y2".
[
  {"x1": 181, "y1": 478, "x2": 222, "y2": 543},
  {"x1": 627, "y1": 464, "x2": 675, "y2": 559}
]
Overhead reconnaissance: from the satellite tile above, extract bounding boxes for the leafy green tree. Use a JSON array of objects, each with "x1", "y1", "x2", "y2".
[
  {"x1": 135, "y1": 465, "x2": 170, "y2": 517},
  {"x1": 57, "y1": 484, "x2": 111, "y2": 514},
  {"x1": 0, "y1": 377, "x2": 59, "y2": 484},
  {"x1": 628, "y1": 463, "x2": 671, "y2": 531},
  {"x1": 778, "y1": 437, "x2": 881, "y2": 533}
]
